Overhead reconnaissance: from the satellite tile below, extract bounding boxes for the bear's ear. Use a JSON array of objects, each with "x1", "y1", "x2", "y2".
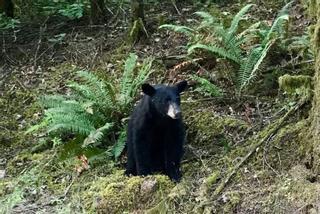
[
  {"x1": 142, "y1": 83, "x2": 156, "y2": 96},
  {"x1": 176, "y1": 80, "x2": 188, "y2": 93}
]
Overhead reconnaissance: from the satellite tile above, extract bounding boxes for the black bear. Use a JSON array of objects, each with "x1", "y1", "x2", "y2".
[{"x1": 125, "y1": 80, "x2": 187, "y2": 182}]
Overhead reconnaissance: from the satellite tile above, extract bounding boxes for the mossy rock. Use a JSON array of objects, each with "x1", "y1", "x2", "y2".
[
  {"x1": 278, "y1": 74, "x2": 312, "y2": 98},
  {"x1": 82, "y1": 170, "x2": 174, "y2": 213}
]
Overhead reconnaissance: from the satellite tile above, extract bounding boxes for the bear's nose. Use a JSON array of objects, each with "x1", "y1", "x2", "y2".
[{"x1": 167, "y1": 103, "x2": 181, "y2": 119}]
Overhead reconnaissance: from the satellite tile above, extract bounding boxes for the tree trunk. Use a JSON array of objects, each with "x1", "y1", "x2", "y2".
[
  {"x1": 131, "y1": 0, "x2": 144, "y2": 23},
  {"x1": 307, "y1": 0, "x2": 320, "y2": 173},
  {"x1": 90, "y1": 0, "x2": 105, "y2": 24},
  {"x1": 0, "y1": 0, "x2": 14, "y2": 17},
  {"x1": 129, "y1": 0, "x2": 147, "y2": 43}
]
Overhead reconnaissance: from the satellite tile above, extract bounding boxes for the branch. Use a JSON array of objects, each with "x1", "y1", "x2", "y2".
[{"x1": 203, "y1": 97, "x2": 307, "y2": 206}]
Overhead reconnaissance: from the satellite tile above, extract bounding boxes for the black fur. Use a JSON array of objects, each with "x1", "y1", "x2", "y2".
[{"x1": 125, "y1": 81, "x2": 187, "y2": 182}]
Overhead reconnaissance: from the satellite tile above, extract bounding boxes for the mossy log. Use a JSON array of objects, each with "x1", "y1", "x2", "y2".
[{"x1": 306, "y1": 0, "x2": 320, "y2": 174}]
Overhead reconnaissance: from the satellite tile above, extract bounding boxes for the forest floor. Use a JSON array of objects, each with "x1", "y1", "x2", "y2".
[{"x1": 0, "y1": 0, "x2": 319, "y2": 213}]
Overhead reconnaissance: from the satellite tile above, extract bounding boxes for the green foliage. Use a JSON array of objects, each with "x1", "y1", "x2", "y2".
[
  {"x1": 191, "y1": 75, "x2": 223, "y2": 97},
  {"x1": 48, "y1": 33, "x2": 67, "y2": 44},
  {"x1": 58, "y1": 3, "x2": 84, "y2": 19},
  {"x1": 28, "y1": 53, "x2": 153, "y2": 159},
  {"x1": 286, "y1": 33, "x2": 313, "y2": 59},
  {"x1": 237, "y1": 40, "x2": 274, "y2": 93},
  {"x1": 41, "y1": 1, "x2": 85, "y2": 19},
  {"x1": 0, "y1": 13, "x2": 20, "y2": 29},
  {"x1": 161, "y1": 3, "x2": 291, "y2": 95},
  {"x1": 159, "y1": 24, "x2": 195, "y2": 37},
  {"x1": 112, "y1": 128, "x2": 127, "y2": 160}
]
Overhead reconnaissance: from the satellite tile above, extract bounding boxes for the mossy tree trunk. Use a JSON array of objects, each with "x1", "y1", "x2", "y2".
[
  {"x1": 0, "y1": 0, "x2": 14, "y2": 17},
  {"x1": 307, "y1": 0, "x2": 320, "y2": 173},
  {"x1": 90, "y1": 0, "x2": 105, "y2": 24},
  {"x1": 128, "y1": 0, "x2": 147, "y2": 43}
]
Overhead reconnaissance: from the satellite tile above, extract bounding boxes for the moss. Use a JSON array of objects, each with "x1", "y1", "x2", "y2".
[
  {"x1": 278, "y1": 74, "x2": 312, "y2": 98},
  {"x1": 266, "y1": 165, "x2": 320, "y2": 213},
  {"x1": 6, "y1": 152, "x2": 44, "y2": 176},
  {"x1": 223, "y1": 191, "x2": 241, "y2": 213},
  {"x1": 184, "y1": 109, "x2": 249, "y2": 147},
  {"x1": 82, "y1": 171, "x2": 174, "y2": 213},
  {"x1": 205, "y1": 170, "x2": 220, "y2": 188},
  {"x1": 0, "y1": 180, "x2": 13, "y2": 197},
  {"x1": 127, "y1": 18, "x2": 145, "y2": 44}
]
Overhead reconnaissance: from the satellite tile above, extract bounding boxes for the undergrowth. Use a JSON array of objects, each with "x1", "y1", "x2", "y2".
[
  {"x1": 160, "y1": 2, "x2": 292, "y2": 95},
  {"x1": 26, "y1": 53, "x2": 153, "y2": 160}
]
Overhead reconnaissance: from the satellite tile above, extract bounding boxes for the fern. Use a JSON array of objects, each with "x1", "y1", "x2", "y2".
[
  {"x1": 187, "y1": 5, "x2": 253, "y2": 63},
  {"x1": 188, "y1": 43, "x2": 240, "y2": 63},
  {"x1": 46, "y1": 112, "x2": 96, "y2": 135},
  {"x1": 237, "y1": 40, "x2": 274, "y2": 92},
  {"x1": 191, "y1": 75, "x2": 223, "y2": 97},
  {"x1": 195, "y1": 11, "x2": 218, "y2": 29},
  {"x1": 112, "y1": 128, "x2": 127, "y2": 160},
  {"x1": 118, "y1": 53, "x2": 154, "y2": 109},
  {"x1": 83, "y1": 122, "x2": 114, "y2": 147},
  {"x1": 27, "y1": 53, "x2": 153, "y2": 160},
  {"x1": 227, "y1": 4, "x2": 254, "y2": 41},
  {"x1": 159, "y1": 24, "x2": 195, "y2": 37},
  {"x1": 262, "y1": 14, "x2": 289, "y2": 45}
]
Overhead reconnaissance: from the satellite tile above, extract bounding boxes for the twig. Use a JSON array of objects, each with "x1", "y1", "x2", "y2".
[
  {"x1": 266, "y1": 59, "x2": 314, "y2": 72},
  {"x1": 171, "y1": 0, "x2": 181, "y2": 15},
  {"x1": 33, "y1": 26, "x2": 44, "y2": 68},
  {"x1": 33, "y1": 17, "x2": 49, "y2": 68},
  {"x1": 15, "y1": 78, "x2": 28, "y2": 91},
  {"x1": 203, "y1": 97, "x2": 307, "y2": 204}
]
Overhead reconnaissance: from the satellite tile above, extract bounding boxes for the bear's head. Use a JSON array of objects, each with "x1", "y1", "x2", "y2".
[{"x1": 141, "y1": 80, "x2": 187, "y2": 119}]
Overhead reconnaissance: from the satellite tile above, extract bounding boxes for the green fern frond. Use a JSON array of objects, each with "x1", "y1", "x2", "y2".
[
  {"x1": 223, "y1": 34, "x2": 243, "y2": 59},
  {"x1": 277, "y1": 1, "x2": 294, "y2": 17},
  {"x1": 237, "y1": 40, "x2": 274, "y2": 92},
  {"x1": 82, "y1": 122, "x2": 114, "y2": 147},
  {"x1": 75, "y1": 70, "x2": 116, "y2": 108},
  {"x1": 159, "y1": 24, "x2": 195, "y2": 37},
  {"x1": 112, "y1": 129, "x2": 127, "y2": 160},
  {"x1": 237, "y1": 22, "x2": 261, "y2": 38},
  {"x1": 47, "y1": 112, "x2": 95, "y2": 136},
  {"x1": 132, "y1": 57, "x2": 154, "y2": 97},
  {"x1": 25, "y1": 118, "x2": 49, "y2": 134},
  {"x1": 44, "y1": 101, "x2": 84, "y2": 115},
  {"x1": 188, "y1": 43, "x2": 240, "y2": 63},
  {"x1": 67, "y1": 82, "x2": 95, "y2": 100},
  {"x1": 194, "y1": 11, "x2": 218, "y2": 29},
  {"x1": 40, "y1": 95, "x2": 68, "y2": 108},
  {"x1": 191, "y1": 75, "x2": 223, "y2": 97},
  {"x1": 120, "y1": 53, "x2": 138, "y2": 102},
  {"x1": 119, "y1": 54, "x2": 153, "y2": 109},
  {"x1": 227, "y1": 4, "x2": 254, "y2": 40},
  {"x1": 262, "y1": 14, "x2": 289, "y2": 45}
]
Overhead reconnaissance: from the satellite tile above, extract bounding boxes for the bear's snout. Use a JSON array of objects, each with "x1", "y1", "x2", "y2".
[{"x1": 167, "y1": 103, "x2": 181, "y2": 119}]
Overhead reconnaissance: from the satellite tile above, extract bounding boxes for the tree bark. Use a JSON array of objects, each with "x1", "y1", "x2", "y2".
[
  {"x1": 131, "y1": 0, "x2": 144, "y2": 23},
  {"x1": 0, "y1": 0, "x2": 14, "y2": 18},
  {"x1": 90, "y1": 0, "x2": 105, "y2": 24},
  {"x1": 307, "y1": 0, "x2": 320, "y2": 173}
]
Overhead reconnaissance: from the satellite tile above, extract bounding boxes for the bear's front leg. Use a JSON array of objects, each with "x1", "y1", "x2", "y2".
[
  {"x1": 164, "y1": 123, "x2": 184, "y2": 182},
  {"x1": 133, "y1": 129, "x2": 153, "y2": 176}
]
